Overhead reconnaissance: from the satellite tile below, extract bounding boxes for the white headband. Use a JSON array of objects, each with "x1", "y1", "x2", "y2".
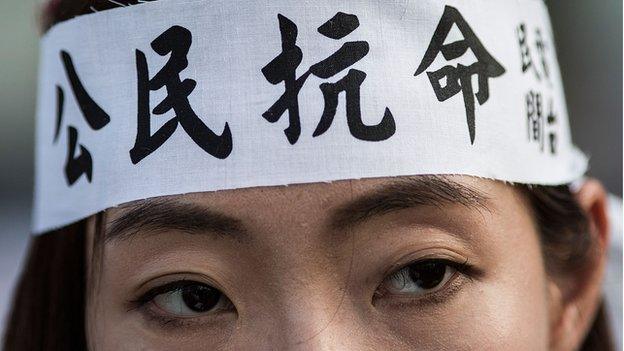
[{"x1": 33, "y1": 0, "x2": 587, "y2": 234}]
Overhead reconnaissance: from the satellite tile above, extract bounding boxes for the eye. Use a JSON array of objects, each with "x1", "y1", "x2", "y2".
[
  {"x1": 379, "y1": 259, "x2": 461, "y2": 296},
  {"x1": 146, "y1": 281, "x2": 233, "y2": 317}
]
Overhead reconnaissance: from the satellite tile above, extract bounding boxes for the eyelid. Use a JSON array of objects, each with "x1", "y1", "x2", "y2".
[
  {"x1": 381, "y1": 257, "x2": 469, "y2": 293},
  {"x1": 150, "y1": 283, "x2": 234, "y2": 317},
  {"x1": 139, "y1": 271, "x2": 228, "y2": 292},
  {"x1": 376, "y1": 270, "x2": 469, "y2": 308},
  {"x1": 138, "y1": 288, "x2": 236, "y2": 331},
  {"x1": 127, "y1": 272, "x2": 231, "y2": 311},
  {"x1": 134, "y1": 279, "x2": 202, "y2": 306},
  {"x1": 379, "y1": 247, "x2": 472, "y2": 283},
  {"x1": 374, "y1": 262, "x2": 465, "y2": 305},
  {"x1": 372, "y1": 248, "x2": 479, "y2": 306},
  {"x1": 128, "y1": 278, "x2": 236, "y2": 331}
]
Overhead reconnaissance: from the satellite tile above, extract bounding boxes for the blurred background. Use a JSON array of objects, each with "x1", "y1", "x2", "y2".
[{"x1": 0, "y1": 0, "x2": 622, "y2": 346}]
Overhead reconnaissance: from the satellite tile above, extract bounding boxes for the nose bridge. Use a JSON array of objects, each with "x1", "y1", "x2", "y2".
[
  {"x1": 263, "y1": 269, "x2": 376, "y2": 351},
  {"x1": 241, "y1": 187, "x2": 374, "y2": 349},
  {"x1": 233, "y1": 240, "x2": 382, "y2": 350},
  {"x1": 288, "y1": 322, "x2": 371, "y2": 351},
  {"x1": 275, "y1": 297, "x2": 370, "y2": 351}
]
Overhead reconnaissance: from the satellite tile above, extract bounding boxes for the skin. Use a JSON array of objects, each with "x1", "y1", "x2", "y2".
[{"x1": 85, "y1": 175, "x2": 609, "y2": 351}]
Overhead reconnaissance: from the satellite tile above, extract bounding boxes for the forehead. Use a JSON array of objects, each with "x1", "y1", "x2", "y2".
[
  {"x1": 99, "y1": 174, "x2": 537, "y2": 278},
  {"x1": 106, "y1": 175, "x2": 513, "y2": 222}
]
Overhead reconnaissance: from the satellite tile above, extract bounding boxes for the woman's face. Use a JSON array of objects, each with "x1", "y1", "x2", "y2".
[{"x1": 87, "y1": 175, "x2": 555, "y2": 350}]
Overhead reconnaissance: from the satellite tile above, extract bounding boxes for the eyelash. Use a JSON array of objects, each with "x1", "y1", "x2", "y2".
[
  {"x1": 127, "y1": 258, "x2": 475, "y2": 329},
  {"x1": 373, "y1": 258, "x2": 474, "y2": 306},
  {"x1": 128, "y1": 279, "x2": 234, "y2": 328},
  {"x1": 132, "y1": 280, "x2": 196, "y2": 306}
]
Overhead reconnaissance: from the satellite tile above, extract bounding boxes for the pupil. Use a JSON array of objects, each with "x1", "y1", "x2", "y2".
[
  {"x1": 181, "y1": 284, "x2": 221, "y2": 312},
  {"x1": 409, "y1": 261, "x2": 447, "y2": 289}
]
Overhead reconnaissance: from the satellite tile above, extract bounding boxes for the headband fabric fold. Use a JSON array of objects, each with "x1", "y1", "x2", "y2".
[{"x1": 33, "y1": 0, "x2": 587, "y2": 234}]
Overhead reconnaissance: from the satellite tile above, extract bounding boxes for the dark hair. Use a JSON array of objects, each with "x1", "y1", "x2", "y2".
[
  {"x1": 3, "y1": 221, "x2": 88, "y2": 350},
  {"x1": 2, "y1": 184, "x2": 614, "y2": 350},
  {"x1": 522, "y1": 185, "x2": 614, "y2": 350}
]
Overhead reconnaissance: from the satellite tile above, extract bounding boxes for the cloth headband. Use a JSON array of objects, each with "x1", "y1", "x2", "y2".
[{"x1": 33, "y1": 0, "x2": 588, "y2": 234}]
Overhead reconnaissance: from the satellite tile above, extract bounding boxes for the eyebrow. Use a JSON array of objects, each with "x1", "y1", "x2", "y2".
[
  {"x1": 105, "y1": 176, "x2": 490, "y2": 243},
  {"x1": 105, "y1": 198, "x2": 247, "y2": 243},
  {"x1": 329, "y1": 176, "x2": 491, "y2": 230}
]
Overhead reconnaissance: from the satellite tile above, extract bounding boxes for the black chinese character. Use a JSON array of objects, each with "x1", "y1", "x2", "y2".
[
  {"x1": 131, "y1": 25, "x2": 232, "y2": 164},
  {"x1": 546, "y1": 95, "x2": 557, "y2": 154},
  {"x1": 54, "y1": 51, "x2": 111, "y2": 185},
  {"x1": 415, "y1": 5, "x2": 505, "y2": 144},
  {"x1": 534, "y1": 29, "x2": 550, "y2": 81},
  {"x1": 525, "y1": 90, "x2": 545, "y2": 150},
  {"x1": 525, "y1": 90, "x2": 557, "y2": 154},
  {"x1": 262, "y1": 12, "x2": 395, "y2": 144},
  {"x1": 517, "y1": 23, "x2": 550, "y2": 81},
  {"x1": 517, "y1": 23, "x2": 538, "y2": 79}
]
